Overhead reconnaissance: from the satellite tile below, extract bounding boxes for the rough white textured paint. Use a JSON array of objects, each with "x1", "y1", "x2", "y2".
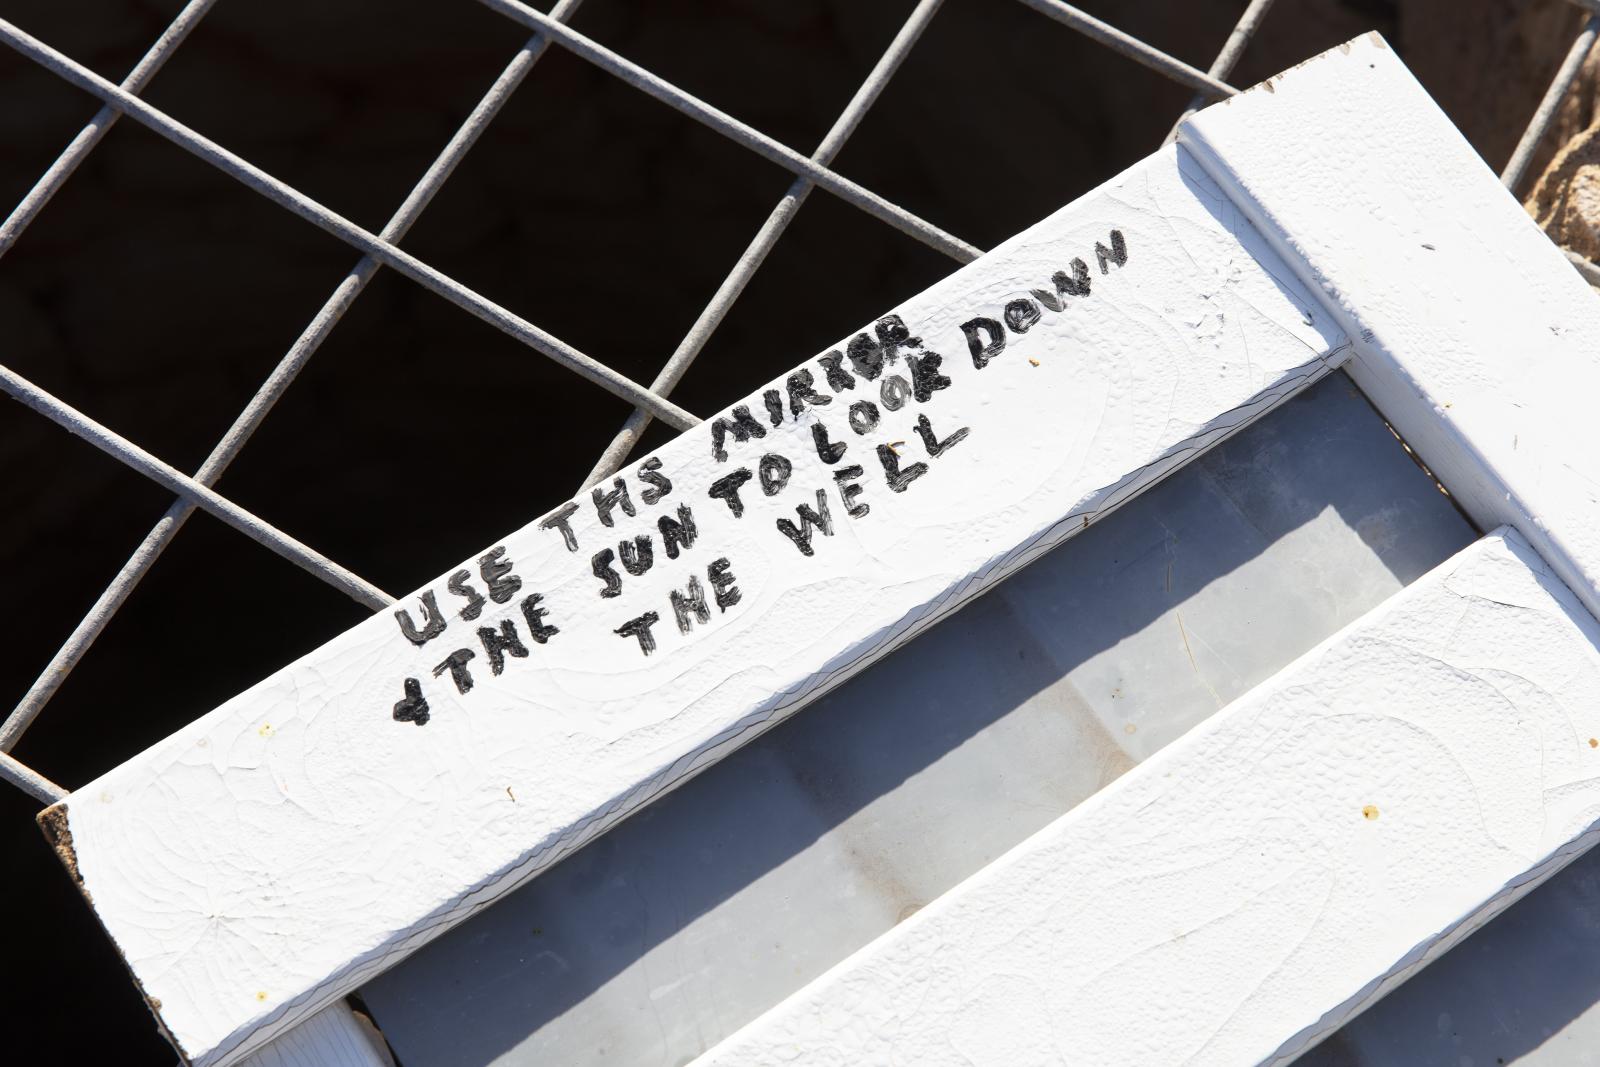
[
  {"x1": 691, "y1": 528, "x2": 1600, "y2": 1067},
  {"x1": 1181, "y1": 33, "x2": 1600, "y2": 624},
  {"x1": 41, "y1": 145, "x2": 1338, "y2": 1066}
]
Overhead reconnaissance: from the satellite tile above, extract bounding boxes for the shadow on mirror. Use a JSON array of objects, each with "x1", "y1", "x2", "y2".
[
  {"x1": 1303, "y1": 841, "x2": 1600, "y2": 1066},
  {"x1": 362, "y1": 369, "x2": 1477, "y2": 1067}
]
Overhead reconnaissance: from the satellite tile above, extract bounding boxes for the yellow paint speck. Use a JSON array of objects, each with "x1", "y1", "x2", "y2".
[
  {"x1": 1123, "y1": 723, "x2": 1137, "y2": 735},
  {"x1": 258, "y1": 723, "x2": 274, "y2": 738},
  {"x1": 1589, "y1": 738, "x2": 1598, "y2": 749},
  {"x1": 1362, "y1": 805, "x2": 1380, "y2": 821},
  {"x1": 255, "y1": 991, "x2": 269, "y2": 1002}
]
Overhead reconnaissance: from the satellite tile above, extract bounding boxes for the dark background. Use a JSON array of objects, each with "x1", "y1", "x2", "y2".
[{"x1": 0, "y1": 0, "x2": 1586, "y2": 1061}]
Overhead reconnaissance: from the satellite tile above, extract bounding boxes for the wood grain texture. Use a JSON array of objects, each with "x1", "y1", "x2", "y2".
[
  {"x1": 690, "y1": 528, "x2": 1600, "y2": 1066},
  {"x1": 41, "y1": 142, "x2": 1339, "y2": 1066}
]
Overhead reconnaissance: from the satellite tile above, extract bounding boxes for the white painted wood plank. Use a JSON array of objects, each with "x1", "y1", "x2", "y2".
[
  {"x1": 235, "y1": 1003, "x2": 390, "y2": 1067},
  {"x1": 40, "y1": 143, "x2": 1339, "y2": 1066},
  {"x1": 689, "y1": 528, "x2": 1600, "y2": 1066},
  {"x1": 1180, "y1": 32, "x2": 1600, "y2": 624}
]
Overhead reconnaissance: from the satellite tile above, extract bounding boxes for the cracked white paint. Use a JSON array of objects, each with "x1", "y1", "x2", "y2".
[
  {"x1": 44, "y1": 143, "x2": 1339, "y2": 1066},
  {"x1": 691, "y1": 529, "x2": 1600, "y2": 1067}
]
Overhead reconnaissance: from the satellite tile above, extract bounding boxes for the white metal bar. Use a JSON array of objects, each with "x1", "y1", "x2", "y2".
[
  {"x1": 1013, "y1": 0, "x2": 1237, "y2": 99},
  {"x1": 0, "y1": 0, "x2": 589, "y2": 754},
  {"x1": 581, "y1": 0, "x2": 953, "y2": 486},
  {"x1": 1570, "y1": 248, "x2": 1600, "y2": 286},
  {"x1": 0, "y1": 0, "x2": 219, "y2": 258},
  {"x1": 472, "y1": 0, "x2": 982, "y2": 264},
  {"x1": 0, "y1": 362, "x2": 393, "y2": 611},
  {"x1": 1166, "y1": 0, "x2": 1278, "y2": 143},
  {"x1": 1502, "y1": 13, "x2": 1600, "y2": 192},
  {"x1": 0, "y1": 749, "x2": 65, "y2": 805},
  {"x1": 0, "y1": 17, "x2": 699, "y2": 432}
]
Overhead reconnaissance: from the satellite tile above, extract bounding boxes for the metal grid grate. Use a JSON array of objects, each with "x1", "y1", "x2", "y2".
[{"x1": 0, "y1": 0, "x2": 1596, "y2": 812}]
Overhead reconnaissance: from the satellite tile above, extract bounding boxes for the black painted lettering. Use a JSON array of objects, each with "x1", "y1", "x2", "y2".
[
  {"x1": 811, "y1": 422, "x2": 847, "y2": 464},
  {"x1": 710, "y1": 405, "x2": 768, "y2": 462},
  {"x1": 787, "y1": 368, "x2": 832, "y2": 417},
  {"x1": 478, "y1": 546, "x2": 521, "y2": 604},
  {"x1": 758, "y1": 453, "x2": 793, "y2": 496},
  {"x1": 478, "y1": 619, "x2": 529, "y2": 676},
  {"x1": 776, "y1": 490, "x2": 834, "y2": 556},
  {"x1": 592, "y1": 548, "x2": 623, "y2": 599},
  {"x1": 906, "y1": 351, "x2": 953, "y2": 403},
  {"x1": 432, "y1": 648, "x2": 476, "y2": 694},
  {"x1": 658, "y1": 504, "x2": 698, "y2": 560},
  {"x1": 1034, "y1": 258, "x2": 1090, "y2": 311},
  {"x1": 1095, "y1": 229, "x2": 1128, "y2": 274},
  {"x1": 879, "y1": 374, "x2": 911, "y2": 411},
  {"x1": 878, "y1": 443, "x2": 928, "y2": 492},
  {"x1": 592, "y1": 477, "x2": 636, "y2": 528},
  {"x1": 520, "y1": 593, "x2": 559, "y2": 643},
  {"x1": 1004, "y1": 298, "x2": 1042, "y2": 334},
  {"x1": 846, "y1": 331, "x2": 884, "y2": 380},
  {"x1": 847, "y1": 399, "x2": 880, "y2": 435},
  {"x1": 392, "y1": 677, "x2": 430, "y2": 726},
  {"x1": 961, "y1": 317, "x2": 1006, "y2": 369},
  {"x1": 615, "y1": 612, "x2": 661, "y2": 656},
  {"x1": 669, "y1": 575, "x2": 712, "y2": 635},
  {"x1": 394, "y1": 591, "x2": 447, "y2": 646},
  {"x1": 637, "y1": 457, "x2": 672, "y2": 505},
  {"x1": 539, "y1": 502, "x2": 581, "y2": 553},
  {"x1": 708, "y1": 468, "x2": 754, "y2": 517},
  {"x1": 874, "y1": 314, "x2": 921, "y2": 361},
  {"x1": 447, "y1": 570, "x2": 486, "y2": 621},
  {"x1": 832, "y1": 464, "x2": 869, "y2": 518},
  {"x1": 915, "y1": 413, "x2": 970, "y2": 457},
  {"x1": 762, "y1": 389, "x2": 785, "y2": 427},
  {"x1": 817, "y1": 350, "x2": 855, "y2": 392},
  {"x1": 619, "y1": 535, "x2": 654, "y2": 577},
  {"x1": 708, "y1": 557, "x2": 741, "y2": 612}
]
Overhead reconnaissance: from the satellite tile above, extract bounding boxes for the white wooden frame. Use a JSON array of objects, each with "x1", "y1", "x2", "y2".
[
  {"x1": 39, "y1": 33, "x2": 1600, "y2": 1066},
  {"x1": 688, "y1": 33, "x2": 1600, "y2": 1065}
]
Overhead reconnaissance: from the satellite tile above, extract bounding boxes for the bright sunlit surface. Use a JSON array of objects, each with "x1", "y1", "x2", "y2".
[{"x1": 362, "y1": 370, "x2": 1476, "y2": 1067}]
